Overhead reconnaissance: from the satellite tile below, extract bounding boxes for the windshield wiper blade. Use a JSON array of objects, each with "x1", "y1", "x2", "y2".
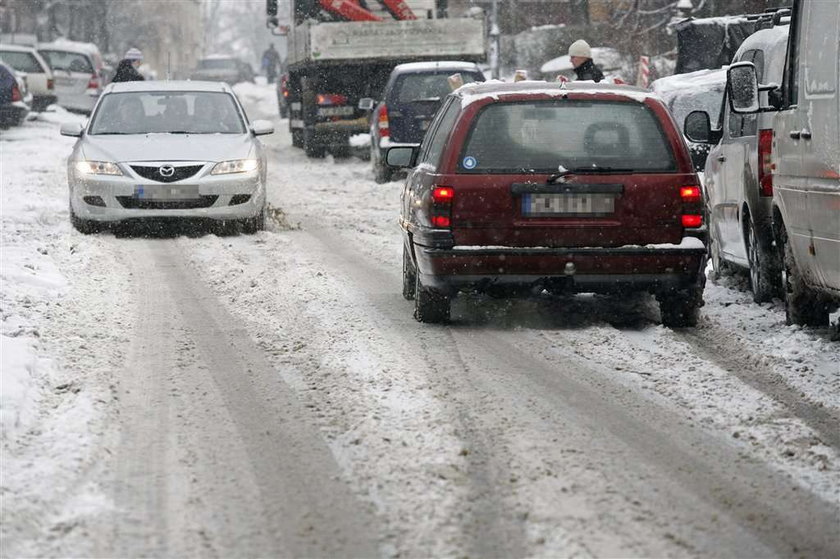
[
  {"x1": 165, "y1": 131, "x2": 193, "y2": 135},
  {"x1": 569, "y1": 166, "x2": 635, "y2": 173}
]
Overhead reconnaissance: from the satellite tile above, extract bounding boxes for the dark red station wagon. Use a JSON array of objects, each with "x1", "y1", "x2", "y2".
[{"x1": 386, "y1": 81, "x2": 708, "y2": 325}]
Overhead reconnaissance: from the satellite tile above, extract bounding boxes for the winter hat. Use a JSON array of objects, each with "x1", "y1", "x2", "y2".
[
  {"x1": 568, "y1": 39, "x2": 592, "y2": 59},
  {"x1": 124, "y1": 48, "x2": 143, "y2": 61}
]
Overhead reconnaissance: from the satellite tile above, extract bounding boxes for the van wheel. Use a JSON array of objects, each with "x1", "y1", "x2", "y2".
[
  {"x1": 658, "y1": 287, "x2": 703, "y2": 327},
  {"x1": 414, "y1": 273, "x2": 450, "y2": 323},
  {"x1": 745, "y1": 218, "x2": 777, "y2": 303},
  {"x1": 780, "y1": 225, "x2": 829, "y2": 326},
  {"x1": 402, "y1": 246, "x2": 416, "y2": 300}
]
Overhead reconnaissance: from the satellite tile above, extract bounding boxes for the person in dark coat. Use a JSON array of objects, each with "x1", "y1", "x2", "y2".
[
  {"x1": 112, "y1": 48, "x2": 145, "y2": 83},
  {"x1": 261, "y1": 43, "x2": 281, "y2": 83},
  {"x1": 568, "y1": 40, "x2": 605, "y2": 83}
]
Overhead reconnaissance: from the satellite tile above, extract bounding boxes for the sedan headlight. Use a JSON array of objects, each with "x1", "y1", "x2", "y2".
[
  {"x1": 211, "y1": 159, "x2": 259, "y2": 175},
  {"x1": 75, "y1": 160, "x2": 123, "y2": 176}
]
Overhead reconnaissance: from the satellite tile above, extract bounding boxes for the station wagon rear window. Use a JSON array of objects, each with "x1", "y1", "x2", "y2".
[{"x1": 459, "y1": 100, "x2": 676, "y2": 173}]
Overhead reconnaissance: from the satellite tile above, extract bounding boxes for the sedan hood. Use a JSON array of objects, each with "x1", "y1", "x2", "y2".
[{"x1": 81, "y1": 134, "x2": 254, "y2": 163}]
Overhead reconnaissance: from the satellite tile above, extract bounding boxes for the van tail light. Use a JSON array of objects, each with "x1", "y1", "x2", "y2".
[
  {"x1": 679, "y1": 183, "x2": 703, "y2": 229},
  {"x1": 86, "y1": 74, "x2": 100, "y2": 92},
  {"x1": 11, "y1": 83, "x2": 22, "y2": 102},
  {"x1": 378, "y1": 104, "x2": 390, "y2": 138},
  {"x1": 47, "y1": 78, "x2": 54, "y2": 91},
  {"x1": 758, "y1": 128, "x2": 773, "y2": 197},
  {"x1": 431, "y1": 185, "x2": 454, "y2": 228}
]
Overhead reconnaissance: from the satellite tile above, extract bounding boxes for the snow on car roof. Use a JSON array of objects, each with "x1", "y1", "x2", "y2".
[
  {"x1": 38, "y1": 38, "x2": 101, "y2": 56},
  {"x1": 393, "y1": 61, "x2": 481, "y2": 73},
  {"x1": 650, "y1": 67, "x2": 728, "y2": 100},
  {"x1": 735, "y1": 24, "x2": 789, "y2": 56},
  {"x1": 0, "y1": 43, "x2": 39, "y2": 52},
  {"x1": 540, "y1": 47, "x2": 624, "y2": 75},
  {"x1": 104, "y1": 80, "x2": 234, "y2": 94},
  {"x1": 456, "y1": 80, "x2": 656, "y2": 107}
]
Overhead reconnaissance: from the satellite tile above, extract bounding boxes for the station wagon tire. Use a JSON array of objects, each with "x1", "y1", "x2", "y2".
[
  {"x1": 402, "y1": 246, "x2": 416, "y2": 300},
  {"x1": 372, "y1": 147, "x2": 393, "y2": 184},
  {"x1": 70, "y1": 210, "x2": 99, "y2": 235},
  {"x1": 745, "y1": 218, "x2": 777, "y2": 303},
  {"x1": 780, "y1": 225, "x2": 829, "y2": 327},
  {"x1": 658, "y1": 287, "x2": 703, "y2": 328},
  {"x1": 414, "y1": 273, "x2": 450, "y2": 323}
]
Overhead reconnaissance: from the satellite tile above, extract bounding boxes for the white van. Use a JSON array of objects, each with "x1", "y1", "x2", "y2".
[{"x1": 728, "y1": 0, "x2": 839, "y2": 327}]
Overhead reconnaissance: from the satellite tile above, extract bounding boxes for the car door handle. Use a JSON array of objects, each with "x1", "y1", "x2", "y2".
[
  {"x1": 717, "y1": 155, "x2": 726, "y2": 162},
  {"x1": 800, "y1": 129, "x2": 812, "y2": 140},
  {"x1": 789, "y1": 131, "x2": 801, "y2": 140}
]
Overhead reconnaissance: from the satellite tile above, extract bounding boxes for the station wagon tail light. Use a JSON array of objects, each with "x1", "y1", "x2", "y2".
[
  {"x1": 680, "y1": 186, "x2": 701, "y2": 203},
  {"x1": 758, "y1": 128, "x2": 773, "y2": 197},
  {"x1": 681, "y1": 214, "x2": 703, "y2": 228},
  {"x1": 430, "y1": 185, "x2": 454, "y2": 228},
  {"x1": 679, "y1": 183, "x2": 703, "y2": 229},
  {"x1": 378, "y1": 104, "x2": 390, "y2": 138}
]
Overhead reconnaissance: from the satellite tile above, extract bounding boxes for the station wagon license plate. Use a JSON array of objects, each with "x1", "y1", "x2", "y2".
[
  {"x1": 523, "y1": 193, "x2": 615, "y2": 216},
  {"x1": 134, "y1": 185, "x2": 199, "y2": 200}
]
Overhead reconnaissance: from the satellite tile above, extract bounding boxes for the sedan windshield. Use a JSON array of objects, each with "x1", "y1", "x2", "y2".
[
  {"x1": 89, "y1": 91, "x2": 246, "y2": 135},
  {"x1": 460, "y1": 100, "x2": 676, "y2": 173}
]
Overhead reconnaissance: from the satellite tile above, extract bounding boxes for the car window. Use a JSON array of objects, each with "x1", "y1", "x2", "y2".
[
  {"x1": 39, "y1": 50, "x2": 93, "y2": 73},
  {"x1": 395, "y1": 72, "x2": 480, "y2": 104},
  {"x1": 460, "y1": 100, "x2": 676, "y2": 173},
  {"x1": 199, "y1": 59, "x2": 238, "y2": 70},
  {"x1": 0, "y1": 51, "x2": 44, "y2": 73},
  {"x1": 418, "y1": 97, "x2": 459, "y2": 169},
  {"x1": 89, "y1": 91, "x2": 246, "y2": 135}
]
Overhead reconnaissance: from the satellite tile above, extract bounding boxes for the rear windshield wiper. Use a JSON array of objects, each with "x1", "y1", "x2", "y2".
[{"x1": 569, "y1": 166, "x2": 635, "y2": 173}]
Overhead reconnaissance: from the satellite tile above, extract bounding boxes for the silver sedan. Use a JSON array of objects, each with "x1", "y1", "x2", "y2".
[{"x1": 61, "y1": 80, "x2": 273, "y2": 233}]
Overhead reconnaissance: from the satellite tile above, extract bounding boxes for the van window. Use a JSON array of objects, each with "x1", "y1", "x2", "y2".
[
  {"x1": 418, "y1": 97, "x2": 459, "y2": 169},
  {"x1": 459, "y1": 100, "x2": 676, "y2": 173}
]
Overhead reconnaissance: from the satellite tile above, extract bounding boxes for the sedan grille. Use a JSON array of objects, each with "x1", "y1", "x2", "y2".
[
  {"x1": 116, "y1": 196, "x2": 218, "y2": 210},
  {"x1": 131, "y1": 164, "x2": 204, "y2": 183}
]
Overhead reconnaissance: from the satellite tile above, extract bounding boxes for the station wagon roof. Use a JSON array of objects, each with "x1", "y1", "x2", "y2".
[
  {"x1": 393, "y1": 61, "x2": 481, "y2": 74},
  {"x1": 454, "y1": 80, "x2": 656, "y2": 106},
  {"x1": 103, "y1": 81, "x2": 234, "y2": 94}
]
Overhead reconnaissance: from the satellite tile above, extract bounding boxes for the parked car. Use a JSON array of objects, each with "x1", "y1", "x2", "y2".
[
  {"x1": 191, "y1": 56, "x2": 255, "y2": 85},
  {"x1": 685, "y1": 24, "x2": 790, "y2": 303},
  {"x1": 0, "y1": 44, "x2": 56, "y2": 111},
  {"x1": 0, "y1": 61, "x2": 32, "y2": 128},
  {"x1": 60, "y1": 81, "x2": 273, "y2": 234},
  {"x1": 277, "y1": 73, "x2": 289, "y2": 118},
  {"x1": 38, "y1": 40, "x2": 105, "y2": 114},
  {"x1": 725, "y1": 0, "x2": 839, "y2": 326},
  {"x1": 365, "y1": 61, "x2": 485, "y2": 183},
  {"x1": 651, "y1": 67, "x2": 727, "y2": 171},
  {"x1": 386, "y1": 81, "x2": 708, "y2": 326}
]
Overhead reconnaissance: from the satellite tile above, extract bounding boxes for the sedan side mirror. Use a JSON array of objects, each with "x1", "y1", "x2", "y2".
[
  {"x1": 358, "y1": 98, "x2": 375, "y2": 111},
  {"x1": 386, "y1": 146, "x2": 418, "y2": 168},
  {"x1": 60, "y1": 122, "x2": 84, "y2": 137},
  {"x1": 251, "y1": 119, "x2": 274, "y2": 136},
  {"x1": 728, "y1": 62, "x2": 760, "y2": 114}
]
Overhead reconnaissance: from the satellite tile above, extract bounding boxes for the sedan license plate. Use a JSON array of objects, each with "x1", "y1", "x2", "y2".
[
  {"x1": 523, "y1": 193, "x2": 615, "y2": 216},
  {"x1": 317, "y1": 106, "x2": 354, "y2": 117},
  {"x1": 135, "y1": 185, "x2": 199, "y2": 200}
]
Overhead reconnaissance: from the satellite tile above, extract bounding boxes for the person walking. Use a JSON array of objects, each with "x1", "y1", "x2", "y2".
[
  {"x1": 112, "y1": 48, "x2": 145, "y2": 83},
  {"x1": 568, "y1": 40, "x2": 604, "y2": 83},
  {"x1": 261, "y1": 43, "x2": 281, "y2": 83}
]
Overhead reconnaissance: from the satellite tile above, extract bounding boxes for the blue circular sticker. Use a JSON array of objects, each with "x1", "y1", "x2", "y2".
[{"x1": 462, "y1": 156, "x2": 477, "y2": 169}]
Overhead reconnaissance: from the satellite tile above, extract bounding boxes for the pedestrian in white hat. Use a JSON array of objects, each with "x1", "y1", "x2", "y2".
[
  {"x1": 568, "y1": 39, "x2": 604, "y2": 83},
  {"x1": 113, "y1": 47, "x2": 145, "y2": 82}
]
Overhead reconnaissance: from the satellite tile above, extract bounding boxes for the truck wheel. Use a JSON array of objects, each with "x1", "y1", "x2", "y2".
[
  {"x1": 304, "y1": 130, "x2": 325, "y2": 158},
  {"x1": 658, "y1": 286, "x2": 703, "y2": 327},
  {"x1": 402, "y1": 245, "x2": 416, "y2": 300},
  {"x1": 373, "y1": 145, "x2": 393, "y2": 184},
  {"x1": 291, "y1": 129, "x2": 303, "y2": 148},
  {"x1": 780, "y1": 225, "x2": 829, "y2": 326},
  {"x1": 414, "y1": 273, "x2": 450, "y2": 323},
  {"x1": 745, "y1": 217, "x2": 778, "y2": 303}
]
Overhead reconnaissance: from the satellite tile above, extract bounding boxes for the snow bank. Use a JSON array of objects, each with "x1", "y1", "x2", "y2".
[{"x1": 232, "y1": 81, "x2": 278, "y2": 121}]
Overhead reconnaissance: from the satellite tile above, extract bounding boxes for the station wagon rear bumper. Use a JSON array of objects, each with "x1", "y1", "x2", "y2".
[{"x1": 413, "y1": 236, "x2": 707, "y2": 295}]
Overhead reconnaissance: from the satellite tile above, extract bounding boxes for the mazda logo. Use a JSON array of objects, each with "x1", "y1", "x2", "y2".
[{"x1": 158, "y1": 165, "x2": 175, "y2": 177}]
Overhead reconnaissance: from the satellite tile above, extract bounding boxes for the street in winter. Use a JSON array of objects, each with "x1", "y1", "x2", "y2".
[{"x1": 2, "y1": 0, "x2": 838, "y2": 557}]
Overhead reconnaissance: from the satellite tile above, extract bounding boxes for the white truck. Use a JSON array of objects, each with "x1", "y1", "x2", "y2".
[{"x1": 267, "y1": 0, "x2": 485, "y2": 157}]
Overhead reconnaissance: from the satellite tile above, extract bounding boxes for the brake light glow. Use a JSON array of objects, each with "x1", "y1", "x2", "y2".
[
  {"x1": 682, "y1": 215, "x2": 703, "y2": 228},
  {"x1": 316, "y1": 93, "x2": 348, "y2": 106},
  {"x1": 432, "y1": 186, "x2": 454, "y2": 202},
  {"x1": 758, "y1": 128, "x2": 773, "y2": 197},
  {"x1": 431, "y1": 216, "x2": 451, "y2": 227},
  {"x1": 680, "y1": 186, "x2": 702, "y2": 202},
  {"x1": 11, "y1": 83, "x2": 21, "y2": 102},
  {"x1": 378, "y1": 104, "x2": 390, "y2": 138}
]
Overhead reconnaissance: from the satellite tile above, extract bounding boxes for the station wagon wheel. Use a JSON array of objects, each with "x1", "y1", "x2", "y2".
[
  {"x1": 780, "y1": 225, "x2": 829, "y2": 327},
  {"x1": 402, "y1": 245, "x2": 416, "y2": 300},
  {"x1": 372, "y1": 144, "x2": 393, "y2": 184},
  {"x1": 414, "y1": 273, "x2": 450, "y2": 323},
  {"x1": 745, "y1": 217, "x2": 775, "y2": 303},
  {"x1": 658, "y1": 286, "x2": 703, "y2": 328}
]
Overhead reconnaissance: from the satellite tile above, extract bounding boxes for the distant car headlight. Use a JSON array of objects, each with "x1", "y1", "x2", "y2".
[
  {"x1": 75, "y1": 161, "x2": 123, "y2": 176},
  {"x1": 211, "y1": 159, "x2": 259, "y2": 175}
]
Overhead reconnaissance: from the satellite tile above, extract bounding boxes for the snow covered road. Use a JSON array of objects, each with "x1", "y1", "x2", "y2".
[{"x1": 2, "y1": 90, "x2": 838, "y2": 557}]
